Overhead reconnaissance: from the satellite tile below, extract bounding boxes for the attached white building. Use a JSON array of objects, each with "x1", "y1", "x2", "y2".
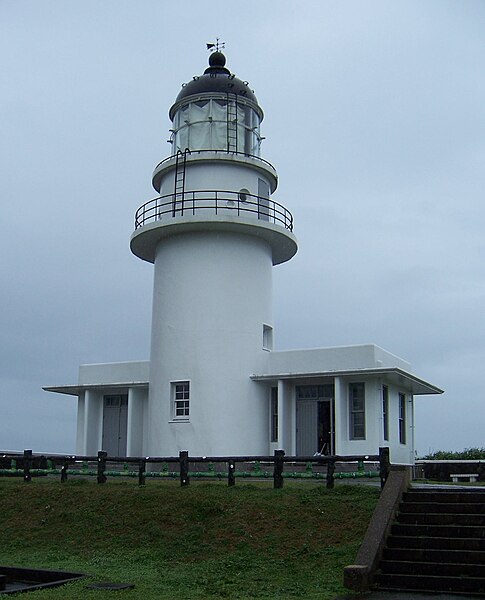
[{"x1": 45, "y1": 50, "x2": 442, "y2": 464}]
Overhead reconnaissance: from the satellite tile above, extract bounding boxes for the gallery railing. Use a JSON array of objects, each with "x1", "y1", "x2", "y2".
[{"x1": 134, "y1": 190, "x2": 294, "y2": 232}]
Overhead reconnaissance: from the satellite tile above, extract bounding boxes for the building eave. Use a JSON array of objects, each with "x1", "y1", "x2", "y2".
[
  {"x1": 43, "y1": 381, "x2": 148, "y2": 397},
  {"x1": 251, "y1": 367, "x2": 443, "y2": 396}
]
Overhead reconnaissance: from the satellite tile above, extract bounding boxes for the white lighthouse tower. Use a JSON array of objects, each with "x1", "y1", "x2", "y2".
[
  {"x1": 45, "y1": 47, "x2": 442, "y2": 464},
  {"x1": 130, "y1": 49, "x2": 298, "y2": 456}
]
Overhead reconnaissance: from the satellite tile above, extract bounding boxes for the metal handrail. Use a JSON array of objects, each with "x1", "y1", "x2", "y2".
[
  {"x1": 134, "y1": 189, "x2": 293, "y2": 232},
  {"x1": 152, "y1": 149, "x2": 277, "y2": 174}
]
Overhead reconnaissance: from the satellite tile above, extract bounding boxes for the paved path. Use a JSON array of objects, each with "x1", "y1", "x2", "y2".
[{"x1": 335, "y1": 593, "x2": 481, "y2": 599}]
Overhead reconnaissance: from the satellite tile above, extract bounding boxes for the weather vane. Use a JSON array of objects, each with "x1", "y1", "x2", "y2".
[{"x1": 206, "y1": 38, "x2": 225, "y2": 53}]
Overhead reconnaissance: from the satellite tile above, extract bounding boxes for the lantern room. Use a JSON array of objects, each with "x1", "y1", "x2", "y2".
[{"x1": 168, "y1": 51, "x2": 263, "y2": 156}]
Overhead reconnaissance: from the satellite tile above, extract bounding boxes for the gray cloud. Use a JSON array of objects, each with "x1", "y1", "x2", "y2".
[{"x1": 1, "y1": 0, "x2": 484, "y2": 455}]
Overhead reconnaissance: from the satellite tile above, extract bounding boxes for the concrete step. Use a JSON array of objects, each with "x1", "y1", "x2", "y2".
[
  {"x1": 404, "y1": 490, "x2": 485, "y2": 504},
  {"x1": 380, "y1": 559, "x2": 485, "y2": 577},
  {"x1": 400, "y1": 501, "x2": 485, "y2": 514},
  {"x1": 391, "y1": 522, "x2": 485, "y2": 538},
  {"x1": 397, "y1": 512, "x2": 485, "y2": 526},
  {"x1": 383, "y1": 546, "x2": 485, "y2": 564},
  {"x1": 372, "y1": 488, "x2": 485, "y2": 596},
  {"x1": 387, "y1": 535, "x2": 485, "y2": 551},
  {"x1": 375, "y1": 572, "x2": 485, "y2": 595}
]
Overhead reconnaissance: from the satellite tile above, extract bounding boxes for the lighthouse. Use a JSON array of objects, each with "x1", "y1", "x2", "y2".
[
  {"x1": 45, "y1": 48, "x2": 442, "y2": 465},
  {"x1": 130, "y1": 49, "x2": 298, "y2": 456}
]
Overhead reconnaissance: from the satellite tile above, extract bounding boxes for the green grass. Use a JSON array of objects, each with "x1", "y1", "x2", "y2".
[{"x1": 0, "y1": 478, "x2": 379, "y2": 599}]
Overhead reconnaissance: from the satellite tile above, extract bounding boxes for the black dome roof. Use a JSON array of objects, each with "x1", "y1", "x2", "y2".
[{"x1": 169, "y1": 52, "x2": 261, "y2": 120}]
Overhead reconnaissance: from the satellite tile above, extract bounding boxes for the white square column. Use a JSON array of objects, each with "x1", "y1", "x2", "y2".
[
  {"x1": 127, "y1": 387, "x2": 146, "y2": 457},
  {"x1": 83, "y1": 389, "x2": 103, "y2": 455},
  {"x1": 277, "y1": 380, "x2": 295, "y2": 455}
]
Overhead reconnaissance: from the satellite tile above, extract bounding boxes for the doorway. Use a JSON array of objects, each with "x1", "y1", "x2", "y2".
[
  {"x1": 296, "y1": 385, "x2": 335, "y2": 455},
  {"x1": 102, "y1": 394, "x2": 128, "y2": 456}
]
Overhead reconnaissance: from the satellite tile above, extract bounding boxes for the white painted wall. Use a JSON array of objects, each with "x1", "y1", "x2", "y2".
[
  {"x1": 385, "y1": 386, "x2": 415, "y2": 464},
  {"x1": 79, "y1": 361, "x2": 149, "y2": 386},
  {"x1": 159, "y1": 161, "x2": 275, "y2": 201},
  {"x1": 148, "y1": 230, "x2": 274, "y2": 456},
  {"x1": 265, "y1": 344, "x2": 411, "y2": 376},
  {"x1": 335, "y1": 376, "x2": 415, "y2": 464},
  {"x1": 152, "y1": 153, "x2": 278, "y2": 195},
  {"x1": 72, "y1": 356, "x2": 418, "y2": 462}
]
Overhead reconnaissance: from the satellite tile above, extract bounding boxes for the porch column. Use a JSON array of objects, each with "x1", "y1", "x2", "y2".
[
  {"x1": 75, "y1": 391, "x2": 85, "y2": 455},
  {"x1": 333, "y1": 377, "x2": 343, "y2": 455},
  {"x1": 277, "y1": 380, "x2": 294, "y2": 454},
  {"x1": 83, "y1": 389, "x2": 103, "y2": 455},
  {"x1": 127, "y1": 387, "x2": 146, "y2": 457},
  {"x1": 409, "y1": 395, "x2": 415, "y2": 464}
]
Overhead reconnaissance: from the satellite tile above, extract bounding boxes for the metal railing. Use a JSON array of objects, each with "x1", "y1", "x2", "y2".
[
  {"x1": 152, "y1": 149, "x2": 277, "y2": 175},
  {"x1": 134, "y1": 189, "x2": 294, "y2": 232}
]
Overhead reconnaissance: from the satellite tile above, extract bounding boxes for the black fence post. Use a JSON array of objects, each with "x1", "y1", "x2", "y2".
[
  {"x1": 23, "y1": 449, "x2": 32, "y2": 483},
  {"x1": 180, "y1": 451, "x2": 189, "y2": 486},
  {"x1": 326, "y1": 459, "x2": 336, "y2": 489},
  {"x1": 273, "y1": 450, "x2": 285, "y2": 489},
  {"x1": 228, "y1": 460, "x2": 235, "y2": 486},
  {"x1": 379, "y1": 446, "x2": 390, "y2": 489},
  {"x1": 97, "y1": 451, "x2": 107, "y2": 484},
  {"x1": 61, "y1": 458, "x2": 69, "y2": 482},
  {"x1": 138, "y1": 460, "x2": 146, "y2": 486}
]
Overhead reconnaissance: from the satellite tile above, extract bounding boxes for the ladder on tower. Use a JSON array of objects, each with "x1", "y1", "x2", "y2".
[
  {"x1": 172, "y1": 148, "x2": 190, "y2": 216},
  {"x1": 226, "y1": 93, "x2": 238, "y2": 153}
]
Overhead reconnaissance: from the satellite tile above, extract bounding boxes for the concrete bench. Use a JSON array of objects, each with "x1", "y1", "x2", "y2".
[{"x1": 450, "y1": 473, "x2": 479, "y2": 483}]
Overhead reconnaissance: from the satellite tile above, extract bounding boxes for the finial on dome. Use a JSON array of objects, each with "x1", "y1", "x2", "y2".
[
  {"x1": 204, "y1": 39, "x2": 230, "y2": 75},
  {"x1": 208, "y1": 51, "x2": 226, "y2": 68},
  {"x1": 206, "y1": 37, "x2": 226, "y2": 64}
]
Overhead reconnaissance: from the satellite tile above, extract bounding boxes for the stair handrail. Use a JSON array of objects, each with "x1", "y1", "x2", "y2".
[{"x1": 343, "y1": 465, "x2": 411, "y2": 593}]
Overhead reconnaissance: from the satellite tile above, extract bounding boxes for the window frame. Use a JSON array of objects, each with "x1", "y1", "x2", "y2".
[
  {"x1": 171, "y1": 381, "x2": 190, "y2": 422},
  {"x1": 382, "y1": 385, "x2": 389, "y2": 442},
  {"x1": 398, "y1": 392, "x2": 406, "y2": 444},
  {"x1": 349, "y1": 382, "x2": 366, "y2": 440}
]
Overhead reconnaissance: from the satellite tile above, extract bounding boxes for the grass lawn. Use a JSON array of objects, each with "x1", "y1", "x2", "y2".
[{"x1": 0, "y1": 478, "x2": 379, "y2": 599}]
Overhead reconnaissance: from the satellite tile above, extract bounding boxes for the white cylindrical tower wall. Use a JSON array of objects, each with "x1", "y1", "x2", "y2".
[
  {"x1": 158, "y1": 161, "x2": 276, "y2": 198},
  {"x1": 147, "y1": 230, "x2": 273, "y2": 456},
  {"x1": 131, "y1": 51, "x2": 297, "y2": 456}
]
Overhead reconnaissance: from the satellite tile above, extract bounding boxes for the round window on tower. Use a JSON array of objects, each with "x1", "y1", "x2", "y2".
[{"x1": 238, "y1": 188, "x2": 250, "y2": 203}]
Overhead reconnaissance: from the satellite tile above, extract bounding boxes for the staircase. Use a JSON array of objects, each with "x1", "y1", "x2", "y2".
[{"x1": 375, "y1": 486, "x2": 485, "y2": 596}]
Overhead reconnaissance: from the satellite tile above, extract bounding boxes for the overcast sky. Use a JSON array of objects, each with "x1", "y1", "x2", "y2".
[{"x1": 1, "y1": 1, "x2": 484, "y2": 457}]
